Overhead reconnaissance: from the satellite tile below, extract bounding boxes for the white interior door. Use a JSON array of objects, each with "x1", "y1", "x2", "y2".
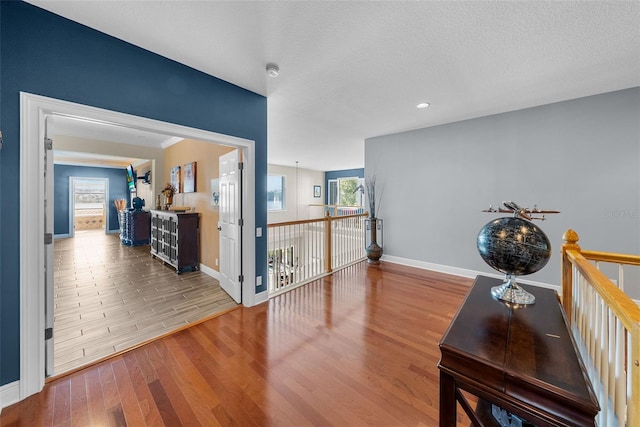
[
  {"x1": 219, "y1": 149, "x2": 242, "y2": 303},
  {"x1": 44, "y1": 121, "x2": 54, "y2": 376}
]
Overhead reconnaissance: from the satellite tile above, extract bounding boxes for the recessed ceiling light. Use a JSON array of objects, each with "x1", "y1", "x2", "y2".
[{"x1": 417, "y1": 102, "x2": 430, "y2": 109}]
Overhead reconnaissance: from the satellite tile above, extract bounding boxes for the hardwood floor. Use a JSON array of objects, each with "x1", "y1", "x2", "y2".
[
  {"x1": 53, "y1": 231, "x2": 238, "y2": 374},
  {"x1": 2, "y1": 261, "x2": 474, "y2": 426}
]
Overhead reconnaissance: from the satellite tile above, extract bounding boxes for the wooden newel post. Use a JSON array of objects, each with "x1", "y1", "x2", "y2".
[
  {"x1": 325, "y1": 211, "x2": 333, "y2": 273},
  {"x1": 561, "y1": 229, "x2": 581, "y2": 323}
]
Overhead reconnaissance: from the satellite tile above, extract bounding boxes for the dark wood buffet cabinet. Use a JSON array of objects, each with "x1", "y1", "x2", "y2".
[
  {"x1": 150, "y1": 210, "x2": 199, "y2": 273},
  {"x1": 438, "y1": 275, "x2": 599, "y2": 427}
]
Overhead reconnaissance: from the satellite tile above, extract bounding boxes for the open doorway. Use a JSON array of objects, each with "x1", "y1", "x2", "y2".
[
  {"x1": 70, "y1": 177, "x2": 108, "y2": 235},
  {"x1": 50, "y1": 144, "x2": 240, "y2": 375},
  {"x1": 52, "y1": 146, "x2": 242, "y2": 374},
  {"x1": 20, "y1": 92, "x2": 258, "y2": 400}
]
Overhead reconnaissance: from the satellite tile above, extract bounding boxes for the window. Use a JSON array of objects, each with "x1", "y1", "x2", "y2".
[
  {"x1": 327, "y1": 177, "x2": 364, "y2": 207},
  {"x1": 327, "y1": 177, "x2": 365, "y2": 215},
  {"x1": 267, "y1": 175, "x2": 285, "y2": 211}
]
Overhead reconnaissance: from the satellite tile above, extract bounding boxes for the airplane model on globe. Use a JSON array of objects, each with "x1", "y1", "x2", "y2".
[{"x1": 482, "y1": 201, "x2": 560, "y2": 221}]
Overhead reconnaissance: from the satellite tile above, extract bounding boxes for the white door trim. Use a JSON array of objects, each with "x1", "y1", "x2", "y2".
[{"x1": 19, "y1": 92, "x2": 258, "y2": 403}]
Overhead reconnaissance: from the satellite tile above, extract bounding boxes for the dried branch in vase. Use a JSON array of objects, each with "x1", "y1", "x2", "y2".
[{"x1": 365, "y1": 176, "x2": 377, "y2": 218}]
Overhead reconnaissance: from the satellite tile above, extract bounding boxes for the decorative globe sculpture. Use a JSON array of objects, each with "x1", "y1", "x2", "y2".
[{"x1": 477, "y1": 202, "x2": 553, "y2": 305}]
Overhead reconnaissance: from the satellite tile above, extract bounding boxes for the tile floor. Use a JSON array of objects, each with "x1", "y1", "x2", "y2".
[{"x1": 53, "y1": 230, "x2": 238, "y2": 375}]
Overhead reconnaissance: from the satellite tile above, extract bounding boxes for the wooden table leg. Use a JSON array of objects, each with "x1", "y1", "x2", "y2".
[{"x1": 439, "y1": 370, "x2": 457, "y2": 427}]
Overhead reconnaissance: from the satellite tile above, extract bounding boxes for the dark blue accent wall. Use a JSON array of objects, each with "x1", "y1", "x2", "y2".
[
  {"x1": 0, "y1": 1, "x2": 267, "y2": 386},
  {"x1": 54, "y1": 165, "x2": 129, "y2": 235},
  {"x1": 324, "y1": 168, "x2": 365, "y2": 204}
]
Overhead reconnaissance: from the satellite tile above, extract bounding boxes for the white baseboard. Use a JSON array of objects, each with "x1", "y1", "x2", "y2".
[
  {"x1": 199, "y1": 263, "x2": 220, "y2": 280},
  {"x1": 381, "y1": 255, "x2": 560, "y2": 292},
  {"x1": 254, "y1": 291, "x2": 269, "y2": 305},
  {"x1": 0, "y1": 380, "x2": 20, "y2": 412},
  {"x1": 199, "y1": 264, "x2": 269, "y2": 306}
]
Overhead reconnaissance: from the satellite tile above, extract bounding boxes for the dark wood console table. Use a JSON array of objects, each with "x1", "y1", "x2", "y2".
[{"x1": 438, "y1": 275, "x2": 599, "y2": 426}]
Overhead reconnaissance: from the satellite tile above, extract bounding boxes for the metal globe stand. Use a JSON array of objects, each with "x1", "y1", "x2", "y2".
[{"x1": 491, "y1": 274, "x2": 536, "y2": 305}]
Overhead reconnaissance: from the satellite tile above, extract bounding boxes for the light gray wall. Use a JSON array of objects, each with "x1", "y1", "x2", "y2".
[
  {"x1": 267, "y1": 164, "x2": 326, "y2": 223},
  {"x1": 365, "y1": 87, "x2": 640, "y2": 290}
]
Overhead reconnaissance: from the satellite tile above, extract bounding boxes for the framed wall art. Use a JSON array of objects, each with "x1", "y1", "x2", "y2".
[
  {"x1": 183, "y1": 162, "x2": 197, "y2": 193},
  {"x1": 170, "y1": 166, "x2": 181, "y2": 193}
]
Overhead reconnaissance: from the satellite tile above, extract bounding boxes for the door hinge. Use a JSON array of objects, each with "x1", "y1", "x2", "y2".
[
  {"x1": 45, "y1": 328, "x2": 53, "y2": 340},
  {"x1": 44, "y1": 233, "x2": 53, "y2": 245},
  {"x1": 44, "y1": 138, "x2": 53, "y2": 150},
  {"x1": 238, "y1": 275, "x2": 244, "y2": 283},
  {"x1": 238, "y1": 218, "x2": 244, "y2": 226},
  {"x1": 238, "y1": 162, "x2": 244, "y2": 170}
]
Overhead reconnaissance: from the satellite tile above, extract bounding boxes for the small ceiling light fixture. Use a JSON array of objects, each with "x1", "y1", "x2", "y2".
[
  {"x1": 266, "y1": 63, "x2": 280, "y2": 78},
  {"x1": 417, "y1": 102, "x2": 430, "y2": 109}
]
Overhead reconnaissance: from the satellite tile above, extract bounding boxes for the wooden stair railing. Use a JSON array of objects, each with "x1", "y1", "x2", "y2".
[
  {"x1": 562, "y1": 229, "x2": 640, "y2": 427},
  {"x1": 308, "y1": 204, "x2": 366, "y2": 217},
  {"x1": 267, "y1": 212, "x2": 367, "y2": 296}
]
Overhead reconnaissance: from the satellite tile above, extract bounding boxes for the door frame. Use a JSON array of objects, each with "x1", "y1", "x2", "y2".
[{"x1": 19, "y1": 92, "x2": 258, "y2": 401}]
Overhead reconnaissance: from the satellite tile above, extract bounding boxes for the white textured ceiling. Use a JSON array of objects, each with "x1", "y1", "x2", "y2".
[{"x1": 27, "y1": 0, "x2": 640, "y2": 171}]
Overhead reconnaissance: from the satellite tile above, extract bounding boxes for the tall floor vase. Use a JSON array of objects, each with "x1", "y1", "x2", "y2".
[{"x1": 365, "y1": 217, "x2": 383, "y2": 264}]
